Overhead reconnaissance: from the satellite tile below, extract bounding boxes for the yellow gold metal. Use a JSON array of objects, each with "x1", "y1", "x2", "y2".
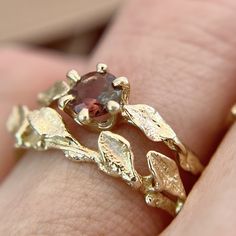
[
  {"x1": 147, "y1": 151, "x2": 186, "y2": 200},
  {"x1": 98, "y1": 131, "x2": 142, "y2": 189},
  {"x1": 122, "y1": 104, "x2": 204, "y2": 175},
  {"x1": 113, "y1": 76, "x2": 129, "y2": 87},
  {"x1": 7, "y1": 105, "x2": 30, "y2": 148},
  {"x1": 7, "y1": 63, "x2": 204, "y2": 216},
  {"x1": 58, "y1": 94, "x2": 75, "y2": 110},
  {"x1": 226, "y1": 104, "x2": 236, "y2": 128},
  {"x1": 145, "y1": 192, "x2": 177, "y2": 216},
  {"x1": 76, "y1": 108, "x2": 90, "y2": 125},
  {"x1": 175, "y1": 200, "x2": 184, "y2": 215},
  {"x1": 228, "y1": 104, "x2": 236, "y2": 125},
  {"x1": 38, "y1": 81, "x2": 70, "y2": 106},
  {"x1": 231, "y1": 104, "x2": 236, "y2": 117},
  {"x1": 66, "y1": 69, "x2": 80, "y2": 85},
  {"x1": 106, "y1": 100, "x2": 121, "y2": 115},
  {"x1": 113, "y1": 76, "x2": 130, "y2": 105},
  {"x1": 96, "y1": 63, "x2": 107, "y2": 73}
]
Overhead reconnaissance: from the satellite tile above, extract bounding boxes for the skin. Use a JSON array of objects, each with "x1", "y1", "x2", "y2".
[{"x1": 0, "y1": 0, "x2": 236, "y2": 235}]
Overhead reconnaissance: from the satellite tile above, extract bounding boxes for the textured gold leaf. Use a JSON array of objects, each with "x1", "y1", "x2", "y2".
[
  {"x1": 7, "y1": 105, "x2": 29, "y2": 134},
  {"x1": 98, "y1": 131, "x2": 141, "y2": 188},
  {"x1": 147, "y1": 151, "x2": 186, "y2": 200},
  {"x1": 38, "y1": 81, "x2": 70, "y2": 106},
  {"x1": 27, "y1": 107, "x2": 100, "y2": 162},
  {"x1": 123, "y1": 104, "x2": 203, "y2": 176},
  {"x1": 6, "y1": 105, "x2": 37, "y2": 148},
  {"x1": 28, "y1": 107, "x2": 70, "y2": 138},
  {"x1": 123, "y1": 104, "x2": 176, "y2": 142}
]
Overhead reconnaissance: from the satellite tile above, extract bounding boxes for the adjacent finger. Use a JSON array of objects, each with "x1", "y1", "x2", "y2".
[{"x1": 162, "y1": 122, "x2": 236, "y2": 236}]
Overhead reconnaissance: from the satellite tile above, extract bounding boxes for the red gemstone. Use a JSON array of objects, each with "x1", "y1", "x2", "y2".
[{"x1": 65, "y1": 71, "x2": 122, "y2": 122}]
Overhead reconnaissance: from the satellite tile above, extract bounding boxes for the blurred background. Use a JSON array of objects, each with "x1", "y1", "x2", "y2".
[{"x1": 0, "y1": 0, "x2": 123, "y2": 55}]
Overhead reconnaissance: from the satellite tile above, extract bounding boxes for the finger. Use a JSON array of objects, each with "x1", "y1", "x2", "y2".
[
  {"x1": 91, "y1": 0, "x2": 236, "y2": 163},
  {"x1": 0, "y1": 46, "x2": 86, "y2": 181},
  {"x1": 162, "y1": 122, "x2": 236, "y2": 236},
  {"x1": 0, "y1": 151, "x2": 171, "y2": 235},
  {"x1": 1, "y1": 0, "x2": 236, "y2": 235}
]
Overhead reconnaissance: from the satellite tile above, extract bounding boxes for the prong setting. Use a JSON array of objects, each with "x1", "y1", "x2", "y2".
[
  {"x1": 96, "y1": 63, "x2": 108, "y2": 73},
  {"x1": 76, "y1": 108, "x2": 90, "y2": 125},
  {"x1": 66, "y1": 69, "x2": 80, "y2": 84},
  {"x1": 112, "y1": 77, "x2": 130, "y2": 105},
  {"x1": 112, "y1": 77, "x2": 129, "y2": 88},
  {"x1": 58, "y1": 94, "x2": 75, "y2": 110},
  {"x1": 61, "y1": 64, "x2": 130, "y2": 130},
  {"x1": 107, "y1": 100, "x2": 121, "y2": 115}
]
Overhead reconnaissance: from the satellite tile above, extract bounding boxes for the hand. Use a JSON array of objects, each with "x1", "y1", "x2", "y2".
[{"x1": 1, "y1": 0, "x2": 236, "y2": 235}]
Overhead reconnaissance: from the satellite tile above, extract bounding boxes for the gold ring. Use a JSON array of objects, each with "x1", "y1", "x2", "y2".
[{"x1": 7, "y1": 63, "x2": 204, "y2": 216}]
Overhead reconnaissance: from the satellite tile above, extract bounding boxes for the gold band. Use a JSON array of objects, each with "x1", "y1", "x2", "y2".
[{"x1": 7, "y1": 63, "x2": 204, "y2": 216}]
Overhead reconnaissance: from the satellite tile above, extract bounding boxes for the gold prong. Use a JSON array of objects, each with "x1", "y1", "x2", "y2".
[
  {"x1": 75, "y1": 108, "x2": 90, "y2": 125},
  {"x1": 112, "y1": 77, "x2": 129, "y2": 88},
  {"x1": 66, "y1": 69, "x2": 80, "y2": 84},
  {"x1": 58, "y1": 94, "x2": 75, "y2": 110},
  {"x1": 107, "y1": 100, "x2": 121, "y2": 115},
  {"x1": 96, "y1": 63, "x2": 108, "y2": 73}
]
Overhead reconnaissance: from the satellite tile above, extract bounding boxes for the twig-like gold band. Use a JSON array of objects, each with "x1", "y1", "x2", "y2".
[{"x1": 7, "y1": 63, "x2": 204, "y2": 216}]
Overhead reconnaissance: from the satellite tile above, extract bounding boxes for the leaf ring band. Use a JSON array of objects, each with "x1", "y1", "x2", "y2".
[{"x1": 7, "y1": 63, "x2": 204, "y2": 216}]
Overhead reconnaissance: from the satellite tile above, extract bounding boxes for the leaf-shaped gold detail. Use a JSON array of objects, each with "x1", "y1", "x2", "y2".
[
  {"x1": 147, "y1": 151, "x2": 186, "y2": 200},
  {"x1": 98, "y1": 131, "x2": 141, "y2": 189},
  {"x1": 28, "y1": 107, "x2": 99, "y2": 162},
  {"x1": 6, "y1": 105, "x2": 34, "y2": 148},
  {"x1": 123, "y1": 104, "x2": 176, "y2": 142},
  {"x1": 38, "y1": 81, "x2": 70, "y2": 106},
  {"x1": 28, "y1": 107, "x2": 70, "y2": 138},
  {"x1": 123, "y1": 104, "x2": 204, "y2": 175},
  {"x1": 7, "y1": 105, "x2": 29, "y2": 134}
]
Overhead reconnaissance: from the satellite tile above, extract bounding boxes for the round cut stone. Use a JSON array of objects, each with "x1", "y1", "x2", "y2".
[{"x1": 65, "y1": 71, "x2": 122, "y2": 122}]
